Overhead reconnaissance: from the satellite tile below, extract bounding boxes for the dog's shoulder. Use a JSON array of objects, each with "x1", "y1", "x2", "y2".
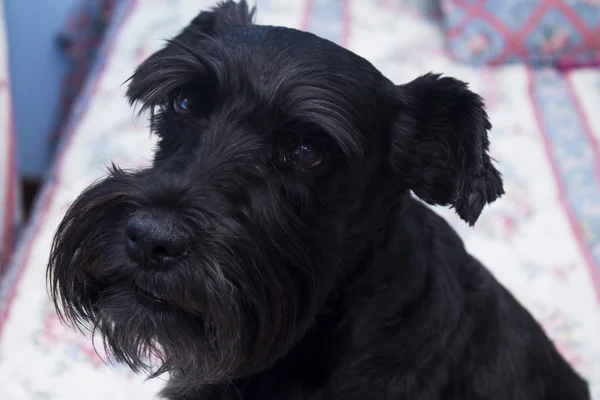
[
  {"x1": 257, "y1": 196, "x2": 587, "y2": 400},
  {"x1": 315, "y1": 197, "x2": 591, "y2": 399}
]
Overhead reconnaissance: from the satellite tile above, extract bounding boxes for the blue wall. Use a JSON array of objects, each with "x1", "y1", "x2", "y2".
[{"x1": 5, "y1": 0, "x2": 80, "y2": 179}]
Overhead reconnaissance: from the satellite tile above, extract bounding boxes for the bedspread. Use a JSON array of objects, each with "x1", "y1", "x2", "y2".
[{"x1": 1, "y1": 1, "x2": 599, "y2": 399}]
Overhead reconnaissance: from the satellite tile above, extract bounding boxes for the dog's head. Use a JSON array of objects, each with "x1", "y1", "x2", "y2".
[{"x1": 48, "y1": 0, "x2": 503, "y2": 390}]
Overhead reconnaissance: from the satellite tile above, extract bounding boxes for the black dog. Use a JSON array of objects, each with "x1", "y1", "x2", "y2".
[{"x1": 47, "y1": 1, "x2": 591, "y2": 399}]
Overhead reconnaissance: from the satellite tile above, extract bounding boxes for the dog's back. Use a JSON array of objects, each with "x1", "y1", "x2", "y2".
[
  {"x1": 289, "y1": 198, "x2": 591, "y2": 400},
  {"x1": 372, "y1": 199, "x2": 591, "y2": 400}
]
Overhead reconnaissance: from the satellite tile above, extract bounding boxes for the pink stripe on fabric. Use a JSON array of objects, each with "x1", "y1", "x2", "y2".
[
  {"x1": 557, "y1": 59, "x2": 600, "y2": 71},
  {"x1": 0, "y1": 0, "x2": 139, "y2": 338},
  {"x1": 301, "y1": 0, "x2": 313, "y2": 32},
  {"x1": 341, "y1": 0, "x2": 351, "y2": 48},
  {"x1": 0, "y1": 78, "x2": 15, "y2": 270},
  {"x1": 526, "y1": 68, "x2": 600, "y2": 306},
  {"x1": 1, "y1": 84, "x2": 17, "y2": 273}
]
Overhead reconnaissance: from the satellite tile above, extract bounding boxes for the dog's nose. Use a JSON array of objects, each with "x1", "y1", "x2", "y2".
[{"x1": 125, "y1": 210, "x2": 190, "y2": 268}]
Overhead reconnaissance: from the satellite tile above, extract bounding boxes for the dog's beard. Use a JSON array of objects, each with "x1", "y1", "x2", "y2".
[
  {"x1": 48, "y1": 167, "x2": 335, "y2": 386},
  {"x1": 91, "y1": 284, "x2": 247, "y2": 383}
]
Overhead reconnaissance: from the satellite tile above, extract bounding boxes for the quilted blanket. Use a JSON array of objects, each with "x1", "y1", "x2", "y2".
[{"x1": 1, "y1": 0, "x2": 600, "y2": 399}]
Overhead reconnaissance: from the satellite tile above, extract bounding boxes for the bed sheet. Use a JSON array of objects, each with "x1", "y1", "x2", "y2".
[{"x1": 1, "y1": 0, "x2": 600, "y2": 399}]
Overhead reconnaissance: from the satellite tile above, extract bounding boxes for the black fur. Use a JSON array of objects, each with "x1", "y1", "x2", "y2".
[{"x1": 47, "y1": 1, "x2": 590, "y2": 399}]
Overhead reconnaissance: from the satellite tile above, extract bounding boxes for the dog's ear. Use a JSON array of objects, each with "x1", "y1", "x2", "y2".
[{"x1": 389, "y1": 73, "x2": 504, "y2": 226}]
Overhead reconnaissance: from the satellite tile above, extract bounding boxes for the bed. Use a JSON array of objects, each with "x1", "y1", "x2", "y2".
[{"x1": 1, "y1": 0, "x2": 600, "y2": 398}]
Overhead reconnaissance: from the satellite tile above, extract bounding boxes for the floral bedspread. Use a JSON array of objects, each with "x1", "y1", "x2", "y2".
[{"x1": 1, "y1": 0, "x2": 599, "y2": 399}]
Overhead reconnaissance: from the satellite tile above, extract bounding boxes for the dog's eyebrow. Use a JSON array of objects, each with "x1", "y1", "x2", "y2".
[
  {"x1": 284, "y1": 85, "x2": 366, "y2": 162},
  {"x1": 126, "y1": 38, "x2": 220, "y2": 114}
]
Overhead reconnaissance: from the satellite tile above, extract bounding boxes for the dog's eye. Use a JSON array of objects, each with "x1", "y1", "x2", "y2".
[
  {"x1": 173, "y1": 95, "x2": 190, "y2": 113},
  {"x1": 285, "y1": 144, "x2": 323, "y2": 168}
]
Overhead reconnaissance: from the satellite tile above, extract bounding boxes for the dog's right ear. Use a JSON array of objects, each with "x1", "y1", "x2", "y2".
[{"x1": 126, "y1": 1, "x2": 255, "y2": 107}]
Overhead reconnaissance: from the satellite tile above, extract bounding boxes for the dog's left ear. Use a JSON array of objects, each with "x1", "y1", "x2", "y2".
[{"x1": 389, "y1": 73, "x2": 504, "y2": 226}]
